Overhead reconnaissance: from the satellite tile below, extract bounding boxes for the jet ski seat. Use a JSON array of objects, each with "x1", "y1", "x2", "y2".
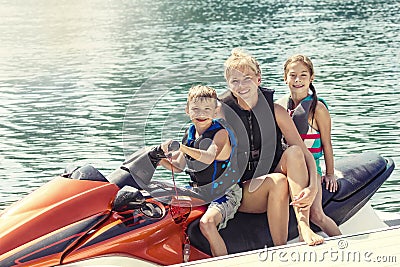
[{"x1": 187, "y1": 152, "x2": 394, "y2": 255}]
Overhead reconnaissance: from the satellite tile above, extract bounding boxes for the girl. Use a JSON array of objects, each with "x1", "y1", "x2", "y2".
[{"x1": 277, "y1": 54, "x2": 341, "y2": 237}]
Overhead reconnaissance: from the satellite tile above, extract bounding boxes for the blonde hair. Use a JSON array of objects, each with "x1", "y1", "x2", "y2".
[
  {"x1": 224, "y1": 48, "x2": 261, "y2": 79},
  {"x1": 187, "y1": 85, "x2": 217, "y2": 106}
]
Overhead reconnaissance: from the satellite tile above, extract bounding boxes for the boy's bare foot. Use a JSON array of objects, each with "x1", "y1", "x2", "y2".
[{"x1": 299, "y1": 226, "x2": 324, "y2": 246}]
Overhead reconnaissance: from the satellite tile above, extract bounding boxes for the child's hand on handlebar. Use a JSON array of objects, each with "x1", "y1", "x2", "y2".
[{"x1": 161, "y1": 140, "x2": 181, "y2": 157}]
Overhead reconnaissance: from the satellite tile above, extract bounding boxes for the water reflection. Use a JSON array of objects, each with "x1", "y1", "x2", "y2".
[{"x1": 0, "y1": 0, "x2": 399, "y2": 211}]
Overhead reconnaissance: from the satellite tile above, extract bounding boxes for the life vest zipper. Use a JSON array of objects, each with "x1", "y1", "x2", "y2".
[{"x1": 248, "y1": 111, "x2": 256, "y2": 170}]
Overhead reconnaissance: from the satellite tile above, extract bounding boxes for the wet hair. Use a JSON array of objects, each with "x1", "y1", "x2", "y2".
[
  {"x1": 283, "y1": 54, "x2": 318, "y2": 122},
  {"x1": 187, "y1": 85, "x2": 217, "y2": 107},
  {"x1": 224, "y1": 48, "x2": 261, "y2": 79}
]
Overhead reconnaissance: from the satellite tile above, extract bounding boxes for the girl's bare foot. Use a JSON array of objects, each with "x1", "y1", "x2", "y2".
[{"x1": 298, "y1": 225, "x2": 324, "y2": 246}]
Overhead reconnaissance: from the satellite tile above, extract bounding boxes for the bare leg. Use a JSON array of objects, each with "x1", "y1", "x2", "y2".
[
  {"x1": 310, "y1": 176, "x2": 342, "y2": 236},
  {"x1": 239, "y1": 173, "x2": 289, "y2": 246},
  {"x1": 199, "y1": 207, "x2": 227, "y2": 256},
  {"x1": 275, "y1": 145, "x2": 324, "y2": 246}
]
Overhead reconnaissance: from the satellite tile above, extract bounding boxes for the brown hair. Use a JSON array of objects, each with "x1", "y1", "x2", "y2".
[
  {"x1": 284, "y1": 54, "x2": 318, "y2": 122},
  {"x1": 187, "y1": 85, "x2": 217, "y2": 106}
]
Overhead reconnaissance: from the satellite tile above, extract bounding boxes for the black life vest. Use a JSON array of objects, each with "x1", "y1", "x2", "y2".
[
  {"x1": 182, "y1": 119, "x2": 240, "y2": 196},
  {"x1": 219, "y1": 87, "x2": 283, "y2": 182}
]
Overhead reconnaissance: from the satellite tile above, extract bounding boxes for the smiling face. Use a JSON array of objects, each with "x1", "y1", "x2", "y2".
[
  {"x1": 186, "y1": 97, "x2": 217, "y2": 130},
  {"x1": 224, "y1": 48, "x2": 262, "y2": 110},
  {"x1": 226, "y1": 67, "x2": 261, "y2": 110},
  {"x1": 284, "y1": 61, "x2": 314, "y2": 96}
]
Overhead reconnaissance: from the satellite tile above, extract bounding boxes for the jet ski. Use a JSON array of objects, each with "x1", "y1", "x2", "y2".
[{"x1": 0, "y1": 147, "x2": 395, "y2": 266}]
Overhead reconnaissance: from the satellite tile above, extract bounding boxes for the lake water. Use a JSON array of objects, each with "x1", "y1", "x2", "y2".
[{"x1": 0, "y1": 0, "x2": 399, "y2": 212}]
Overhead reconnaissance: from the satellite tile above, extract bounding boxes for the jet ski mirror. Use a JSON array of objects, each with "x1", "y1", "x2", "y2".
[{"x1": 112, "y1": 186, "x2": 145, "y2": 212}]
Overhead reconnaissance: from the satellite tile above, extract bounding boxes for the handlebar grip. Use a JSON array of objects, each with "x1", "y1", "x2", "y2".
[{"x1": 168, "y1": 140, "x2": 180, "y2": 152}]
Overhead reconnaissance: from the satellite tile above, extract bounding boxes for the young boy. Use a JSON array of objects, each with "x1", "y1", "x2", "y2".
[{"x1": 160, "y1": 85, "x2": 241, "y2": 256}]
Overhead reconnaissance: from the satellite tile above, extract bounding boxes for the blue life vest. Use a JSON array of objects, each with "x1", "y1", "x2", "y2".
[{"x1": 182, "y1": 119, "x2": 240, "y2": 195}]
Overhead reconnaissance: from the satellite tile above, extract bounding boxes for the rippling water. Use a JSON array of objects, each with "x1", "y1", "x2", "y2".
[{"x1": 0, "y1": 0, "x2": 399, "y2": 212}]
